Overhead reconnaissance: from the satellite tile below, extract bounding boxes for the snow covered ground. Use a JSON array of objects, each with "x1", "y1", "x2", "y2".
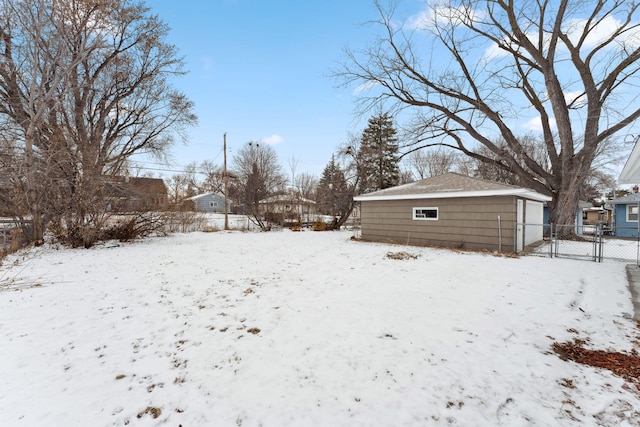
[{"x1": 1, "y1": 229, "x2": 639, "y2": 426}]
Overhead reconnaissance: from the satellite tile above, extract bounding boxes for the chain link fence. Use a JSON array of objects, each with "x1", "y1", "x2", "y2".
[
  {"x1": 600, "y1": 227, "x2": 640, "y2": 264},
  {"x1": 517, "y1": 223, "x2": 640, "y2": 264},
  {"x1": 1, "y1": 219, "x2": 33, "y2": 253}
]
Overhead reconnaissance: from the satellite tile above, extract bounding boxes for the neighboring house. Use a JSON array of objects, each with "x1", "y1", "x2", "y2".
[
  {"x1": 542, "y1": 200, "x2": 593, "y2": 230},
  {"x1": 582, "y1": 206, "x2": 610, "y2": 226},
  {"x1": 606, "y1": 192, "x2": 640, "y2": 238},
  {"x1": 612, "y1": 137, "x2": 640, "y2": 238},
  {"x1": 187, "y1": 192, "x2": 231, "y2": 213},
  {"x1": 107, "y1": 176, "x2": 168, "y2": 212},
  {"x1": 353, "y1": 172, "x2": 551, "y2": 252},
  {"x1": 258, "y1": 193, "x2": 316, "y2": 224}
]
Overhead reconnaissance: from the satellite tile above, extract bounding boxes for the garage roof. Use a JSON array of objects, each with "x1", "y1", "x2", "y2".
[{"x1": 353, "y1": 173, "x2": 552, "y2": 203}]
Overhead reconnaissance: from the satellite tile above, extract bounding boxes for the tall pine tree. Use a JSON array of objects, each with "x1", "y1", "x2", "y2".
[
  {"x1": 316, "y1": 156, "x2": 350, "y2": 218},
  {"x1": 358, "y1": 113, "x2": 400, "y2": 193}
]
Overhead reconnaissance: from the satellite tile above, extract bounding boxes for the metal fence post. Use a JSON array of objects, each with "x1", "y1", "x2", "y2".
[
  {"x1": 598, "y1": 226, "x2": 603, "y2": 262},
  {"x1": 594, "y1": 225, "x2": 600, "y2": 262}
]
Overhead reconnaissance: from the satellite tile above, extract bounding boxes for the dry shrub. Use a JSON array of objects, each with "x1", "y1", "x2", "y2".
[
  {"x1": 9, "y1": 228, "x2": 25, "y2": 252},
  {"x1": 1, "y1": 226, "x2": 31, "y2": 260},
  {"x1": 312, "y1": 220, "x2": 327, "y2": 231},
  {"x1": 163, "y1": 210, "x2": 208, "y2": 233},
  {"x1": 102, "y1": 213, "x2": 167, "y2": 242},
  {"x1": 51, "y1": 212, "x2": 169, "y2": 247}
]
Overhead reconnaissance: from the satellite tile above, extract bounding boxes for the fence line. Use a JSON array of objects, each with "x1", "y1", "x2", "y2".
[
  {"x1": 0, "y1": 219, "x2": 34, "y2": 250},
  {"x1": 517, "y1": 223, "x2": 640, "y2": 264}
]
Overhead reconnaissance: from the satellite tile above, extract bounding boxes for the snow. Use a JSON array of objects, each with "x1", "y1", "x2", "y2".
[{"x1": 1, "y1": 228, "x2": 639, "y2": 426}]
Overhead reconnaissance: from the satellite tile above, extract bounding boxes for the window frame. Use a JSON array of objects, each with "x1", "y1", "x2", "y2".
[
  {"x1": 627, "y1": 204, "x2": 639, "y2": 222},
  {"x1": 413, "y1": 207, "x2": 439, "y2": 221}
]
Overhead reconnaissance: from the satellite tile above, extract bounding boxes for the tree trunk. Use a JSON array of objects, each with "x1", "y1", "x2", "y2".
[
  {"x1": 24, "y1": 128, "x2": 44, "y2": 245},
  {"x1": 548, "y1": 175, "x2": 582, "y2": 237}
]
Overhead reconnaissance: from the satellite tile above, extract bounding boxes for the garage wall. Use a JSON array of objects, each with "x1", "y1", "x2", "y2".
[
  {"x1": 359, "y1": 196, "x2": 518, "y2": 251},
  {"x1": 524, "y1": 200, "x2": 544, "y2": 246}
]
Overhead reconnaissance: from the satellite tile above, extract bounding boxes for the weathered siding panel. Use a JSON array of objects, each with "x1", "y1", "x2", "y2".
[{"x1": 359, "y1": 196, "x2": 518, "y2": 251}]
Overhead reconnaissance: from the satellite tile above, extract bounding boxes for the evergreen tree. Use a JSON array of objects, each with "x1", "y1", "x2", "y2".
[
  {"x1": 358, "y1": 113, "x2": 400, "y2": 193},
  {"x1": 244, "y1": 162, "x2": 268, "y2": 212},
  {"x1": 316, "y1": 156, "x2": 350, "y2": 217}
]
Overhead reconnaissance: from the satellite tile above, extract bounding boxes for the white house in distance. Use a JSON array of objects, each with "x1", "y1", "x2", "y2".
[
  {"x1": 187, "y1": 192, "x2": 232, "y2": 213},
  {"x1": 258, "y1": 193, "x2": 316, "y2": 224}
]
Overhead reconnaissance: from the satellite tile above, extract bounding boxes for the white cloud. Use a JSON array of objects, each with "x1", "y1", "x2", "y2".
[
  {"x1": 262, "y1": 134, "x2": 284, "y2": 145},
  {"x1": 406, "y1": 3, "x2": 483, "y2": 31},
  {"x1": 406, "y1": 10, "x2": 431, "y2": 31},
  {"x1": 563, "y1": 15, "x2": 640, "y2": 50},
  {"x1": 353, "y1": 80, "x2": 379, "y2": 94},
  {"x1": 483, "y1": 43, "x2": 506, "y2": 61},
  {"x1": 484, "y1": 12, "x2": 640, "y2": 61},
  {"x1": 483, "y1": 31, "x2": 552, "y2": 61},
  {"x1": 522, "y1": 116, "x2": 557, "y2": 132},
  {"x1": 564, "y1": 90, "x2": 587, "y2": 108}
]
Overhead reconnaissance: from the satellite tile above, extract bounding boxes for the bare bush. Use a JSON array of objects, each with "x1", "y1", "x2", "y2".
[
  {"x1": 102, "y1": 214, "x2": 168, "y2": 242},
  {"x1": 163, "y1": 211, "x2": 209, "y2": 233},
  {"x1": 49, "y1": 213, "x2": 168, "y2": 248}
]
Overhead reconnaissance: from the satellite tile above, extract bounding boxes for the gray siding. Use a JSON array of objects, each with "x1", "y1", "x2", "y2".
[
  {"x1": 359, "y1": 196, "x2": 519, "y2": 251},
  {"x1": 192, "y1": 193, "x2": 228, "y2": 213}
]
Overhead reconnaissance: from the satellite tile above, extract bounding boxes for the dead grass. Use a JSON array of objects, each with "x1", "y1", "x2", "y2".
[
  {"x1": 386, "y1": 251, "x2": 419, "y2": 260},
  {"x1": 552, "y1": 323, "x2": 640, "y2": 395}
]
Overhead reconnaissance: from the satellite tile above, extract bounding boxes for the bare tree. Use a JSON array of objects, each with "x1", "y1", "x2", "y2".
[
  {"x1": 0, "y1": 123, "x2": 26, "y2": 218},
  {"x1": 166, "y1": 162, "x2": 200, "y2": 205},
  {"x1": 472, "y1": 135, "x2": 552, "y2": 185},
  {"x1": 408, "y1": 148, "x2": 462, "y2": 179},
  {"x1": 295, "y1": 172, "x2": 318, "y2": 200},
  {"x1": 287, "y1": 155, "x2": 299, "y2": 192},
  {"x1": 338, "y1": 0, "x2": 640, "y2": 226},
  {"x1": 0, "y1": 0, "x2": 196, "y2": 246},
  {"x1": 0, "y1": 0, "x2": 105, "y2": 243},
  {"x1": 232, "y1": 141, "x2": 286, "y2": 230},
  {"x1": 199, "y1": 160, "x2": 225, "y2": 194}
]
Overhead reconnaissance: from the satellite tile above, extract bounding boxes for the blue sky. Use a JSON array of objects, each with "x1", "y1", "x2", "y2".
[
  {"x1": 147, "y1": 0, "x2": 382, "y2": 177},
  {"x1": 146, "y1": 0, "x2": 638, "y2": 184}
]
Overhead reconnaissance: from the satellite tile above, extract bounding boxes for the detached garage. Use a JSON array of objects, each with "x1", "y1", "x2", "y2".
[{"x1": 353, "y1": 173, "x2": 552, "y2": 252}]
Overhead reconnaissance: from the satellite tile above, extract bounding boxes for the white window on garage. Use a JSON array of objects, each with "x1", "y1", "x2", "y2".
[
  {"x1": 627, "y1": 205, "x2": 639, "y2": 222},
  {"x1": 413, "y1": 207, "x2": 438, "y2": 220}
]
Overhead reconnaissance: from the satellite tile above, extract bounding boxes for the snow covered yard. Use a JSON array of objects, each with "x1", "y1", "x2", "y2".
[{"x1": 0, "y1": 230, "x2": 639, "y2": 426}]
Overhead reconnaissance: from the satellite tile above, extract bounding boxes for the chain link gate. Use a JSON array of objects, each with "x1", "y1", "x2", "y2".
[
  {"x1": 518, "y1": 223, "x2": 640, "y2": 264},
  {"x1": 552, "y1": 224, "x2": 602, "y2": 262}
]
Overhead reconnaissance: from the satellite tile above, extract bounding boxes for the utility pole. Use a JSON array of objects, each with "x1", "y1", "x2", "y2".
[{"x1": 223, "y1": 132, "x2": 229, "y2": 230}]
